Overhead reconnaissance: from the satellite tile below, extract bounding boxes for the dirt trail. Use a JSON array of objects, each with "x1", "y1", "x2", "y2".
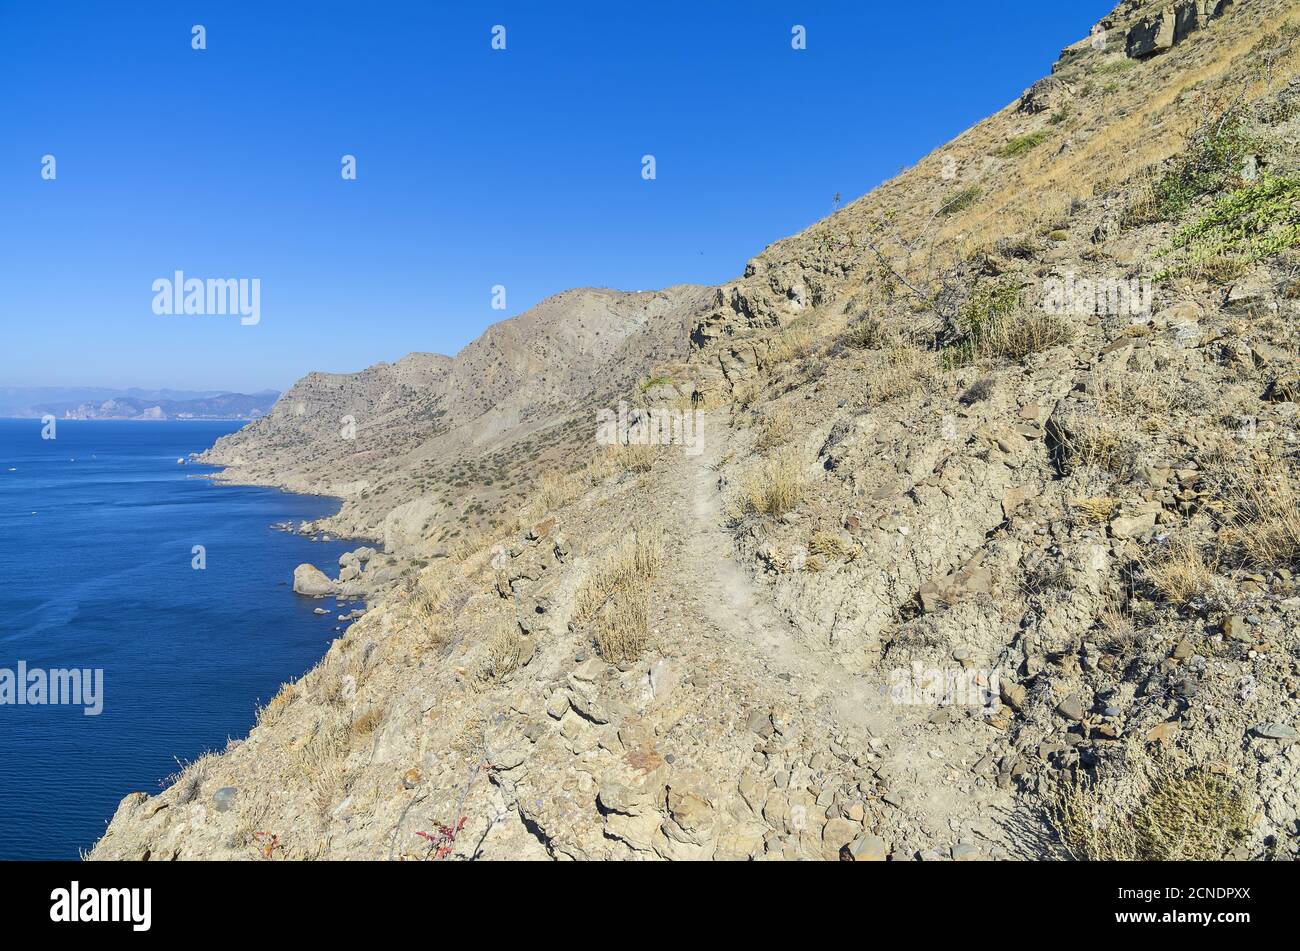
[{"x1": 655, "y1": 412, "x2": 1014, "y2": 852}]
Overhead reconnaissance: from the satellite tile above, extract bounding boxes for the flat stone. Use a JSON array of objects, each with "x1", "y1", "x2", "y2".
[
  {"x1": 1056, "y1": 694, "x2": 1085, "y2": 721},
  {"x1": 841, "y1": 834, "x2": 887, "y2": 862},
  {"x1": 1252, "y1": 723, "x2": 1299, "y2": 741}
]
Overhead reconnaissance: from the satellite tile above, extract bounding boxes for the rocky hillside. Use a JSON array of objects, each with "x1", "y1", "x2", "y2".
[
  {"x1": 93, "y1": 0, "x2": 1300, "y2": 862},
  {"x1": 198, "y1": 285, "x2": 708, "y2": 547}
]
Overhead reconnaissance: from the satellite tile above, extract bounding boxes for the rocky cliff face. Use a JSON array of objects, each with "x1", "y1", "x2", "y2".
[{"x1": 93, "y1": 0, "x2": 1300, "y2": 862}]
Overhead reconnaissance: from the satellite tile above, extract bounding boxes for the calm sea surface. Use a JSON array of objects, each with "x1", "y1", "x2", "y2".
[{"x1": 0, "y1": 419, "x2": 356, "y2": 859}]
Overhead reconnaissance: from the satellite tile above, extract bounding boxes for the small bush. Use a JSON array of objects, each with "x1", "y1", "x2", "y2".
[
  {"x1": 1047, "y1": 759, "x2": 1250, "y2": 861},
  {"x1": 998, "y1": 131, "x2": 1048, "y2": 158},
  {"x1": 944, "y1": 281, "x2": 1073, "y2": 367},
  {"x1": 940, "y1": 185, "x2": 981, "y2": 216},
  {"x1": 839, "y1": 315, "x2": 893, "y2": 350},
  {"x1": 1158, "y1": 175, "x2": 1300, "y2": 278},
  {"x1": 1131, "y1": 106, "x2": 1261, "y2": 223}
]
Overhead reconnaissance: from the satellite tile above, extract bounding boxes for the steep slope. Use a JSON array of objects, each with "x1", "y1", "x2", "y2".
[
  {"x1": 94, "y1": 0, "x2": 1300, "y2": 862},
  {"x1": 201, "y1": 285, "x2": 708, "y2": 544}
]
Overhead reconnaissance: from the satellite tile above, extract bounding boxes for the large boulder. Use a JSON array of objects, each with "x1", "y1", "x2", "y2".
[{"x1": 292, "y1": 563, "x2": 336, "y2": 597}]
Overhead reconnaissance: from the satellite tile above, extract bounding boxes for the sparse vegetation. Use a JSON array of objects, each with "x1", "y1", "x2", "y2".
[
  {"x1": 998, "y1": 131, "x2": 1049, "y2": 158},
  {"x1": 940, "y1": 185, "x2": 981, "y2": 216},
  {"x1": 574, "y1": 524, "x2": 665, "y2": 665},
  {"x1": 866, "y1": 344, "x2": 937, "y2": 401},
  {"x1": 738, "y1": 448, "x2": 805, "y2": 519},
  {"x1": 1159, "y1": 175, "x2": 1300, "y2": 277},
  {"x1": 1127, "y1": 105, "x2": 1262, "y2": 224},
  {"x1": 808, "y1": 528, "x2": 852, "y2": 562},
  {"x1": 755, "y1": 405, "x2": 795, "y2": 450},
  {"x1": 943, "y1": 280, "x2": 1073, "y2": 367},
  {"x1": 477, "y1": 623, "x2": 523, "y2": 683},
  {"x1": 352, "y1": 706, "x2": 384, "y2": 736},
  {"x1": 1047, "y1": 757, "x2": 1250, "y2": 861},
  {"x1": 1208, "y1": 451, "x2": 1300, "y2": 570},
  {"x1": 1071, "y1": 496, "x2": 1119, "y2": 524},
  {"x1": 1138, "y1": 534, "x2": 1219, "y2": 605},
  {"x1": 838, "y1": 315, "x2": 893, "y2": 351}
]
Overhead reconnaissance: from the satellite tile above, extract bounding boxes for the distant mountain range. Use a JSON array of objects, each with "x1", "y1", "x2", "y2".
[{"x1": 0, "y1": 387, "x2": 280, "y2": 420}]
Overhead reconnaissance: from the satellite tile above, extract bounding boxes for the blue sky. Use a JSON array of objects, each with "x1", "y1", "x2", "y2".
[{"x1": 0, "y1": 1, "x2": 1115, "y2": 392}]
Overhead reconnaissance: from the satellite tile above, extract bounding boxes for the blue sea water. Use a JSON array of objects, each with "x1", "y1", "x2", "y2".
[{"x1": 0, "y1": 419, "x2": 357, "y2": 859}]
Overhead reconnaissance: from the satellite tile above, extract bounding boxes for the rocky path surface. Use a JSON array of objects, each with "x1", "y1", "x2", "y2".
[{"x1": 652, "y1": 413, "x2": 1019, "y2": 859}]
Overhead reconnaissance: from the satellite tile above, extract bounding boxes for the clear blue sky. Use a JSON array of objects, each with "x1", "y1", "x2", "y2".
[{"x1": 0, "y1": 0, "x2": 1115, "y2": 392}]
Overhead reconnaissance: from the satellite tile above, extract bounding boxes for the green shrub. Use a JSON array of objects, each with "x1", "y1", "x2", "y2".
[
  {"x1": 940, "y1": 185, "x2": 981, "y2": 216},
  {"x1": 1158, "y1": 175, "x2": 1300, "y2": 277},
  {"x1": 1144, "y1": 107, "x2": 1262, "y2": 222},
  {"x1": 942, "y1": 280, "x2": 1073, "y2": 368},
  {"x1": 998, "y1": 131, "x2": 1048, "y2": 158}
]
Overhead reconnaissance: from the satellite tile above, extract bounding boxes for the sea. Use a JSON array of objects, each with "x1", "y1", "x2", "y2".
[{"x1": 0, "y1": 419, "x2": 357, "y2": 859}]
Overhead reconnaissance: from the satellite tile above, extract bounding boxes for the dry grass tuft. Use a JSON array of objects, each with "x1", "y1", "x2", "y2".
[
  {"x1": 945, "y1": 281, "x2": 1074, "y2": 366},
  {"x1": 1138, "y1": 534, "x2": 1219, "y2": 605},
  {"x1": 808, "y1": 528, "x2": 852, "y2": 561},
  {"x1": 407, "y1": 581, "x2": 448, "y2": 650},
  {"x1": 352, "y1": 706, "x2": 384, "y2": 737},
  {"x1": 738, "y1": 448, "x2": 805, "y2": 519},
  {"x1": 865, "y1": 345, "x2": 938, "y2": 401},
  {"x1": 295, "y1": 715, "x2": 351, "y2": 822},
  {"x1": 256, "y1": 681, "x2": 297, "y2": 726},
  {"x1": 1049, "y1": 412, "x2": 1141, "y2": 478},
  {"x1": 1071, "y1": 496, "x2": 1119, "y2": 524},
  {"x1": 573, "y1": 524, "x2": 666, "y2": 665},
  {"x1": 1208, "y1": 453, "x2": 1300, "y2": 570},
  {"x1": 764, "y1": 326, "x2": 816, "y2": 366},
  {"x1": 477, "y1": 623, "x2": 523, "y2": 684},
  {"x1": 839, "y1": 315, "x2": 895, "y2": 350},
  {"x1": 755, "y1": 406, "x2": 795, "y2": 450}
]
